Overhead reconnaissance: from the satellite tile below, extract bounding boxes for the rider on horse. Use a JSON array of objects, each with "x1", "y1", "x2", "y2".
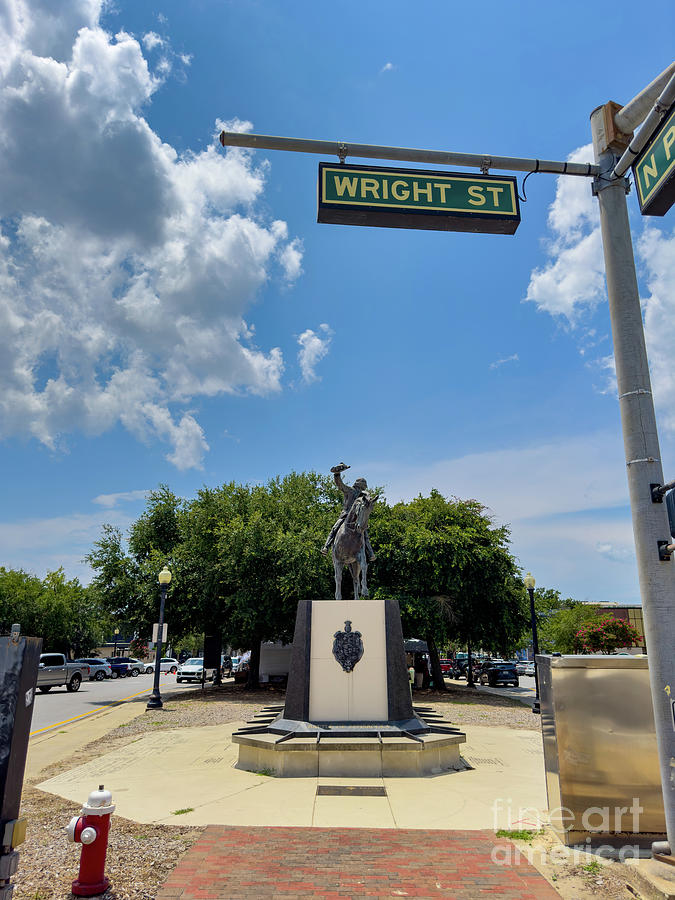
[{"x1": 321, "y1": 463, "x2": 376, "y2": 561}]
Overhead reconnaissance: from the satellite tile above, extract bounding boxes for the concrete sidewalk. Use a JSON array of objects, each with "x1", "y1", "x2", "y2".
[{"x1": 37, "y1": 722, "x2": 547, "y2": 830}]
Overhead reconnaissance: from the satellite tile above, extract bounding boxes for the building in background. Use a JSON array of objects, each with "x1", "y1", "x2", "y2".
[{"x1": 592, "y1": 603, "x2": 646, "y2": 654}]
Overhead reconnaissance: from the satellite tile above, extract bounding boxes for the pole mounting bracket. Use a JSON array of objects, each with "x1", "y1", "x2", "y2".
[
  {"x1": 651, "y1": 479, "x2": 675, "y2": 502},
  {"x1": 480, "y1": 157, "x2": 492, "y2": 175},
  {"x1": 657, "y1": 540, "x2": 673, "y2": 561},
  {"x1": 337, "y1": 143, "x2": 348, "y2": 164},
  {"x1": 592, "y1": 174, "x2": 631, "y2": 196}
]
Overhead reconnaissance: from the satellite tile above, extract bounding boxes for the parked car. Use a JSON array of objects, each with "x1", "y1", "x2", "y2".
[
  {"x1": 524, "y1": 662, "x2": 536, "y2": 677},
  {"x1": 145, "y1": 657, "x2": 179, "y2": 674},
  {"x1": 176, "y1": 658, "x2": 215, "y2": 683},
  {"x1": 106, "y1": 657, "x2": 131, "y2": 678},
  {"x1": 37, "y1": 654, "x2": 90, "y2": 692},
  {"x1": 515, "y1": 661, "x2": 528, "y2": 675},
  {"x1": 111, "y1": 656, "x2": 143, "y2": 676},
  {"x1": 74, "y1": 657, "x2": 112, "y2": 681},
  {"x1": 440, "y1": 659, "x2": 463, "y2": 679},
  {"x1": 479, "y1": 662, "x2": 519, "y2": 687}
]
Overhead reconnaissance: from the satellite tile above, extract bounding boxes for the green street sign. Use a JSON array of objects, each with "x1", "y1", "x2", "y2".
[
  {"x1": 633, "y1": 101, "x2": 675, "y2": 216},
  {"x1": 317, "y1": 163, "x2": 520, "y2": 234}
]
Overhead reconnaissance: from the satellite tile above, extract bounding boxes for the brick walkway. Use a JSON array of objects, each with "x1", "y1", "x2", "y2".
[{"x1": 156, "y1": 826, "x2": 560, "y2": 899}]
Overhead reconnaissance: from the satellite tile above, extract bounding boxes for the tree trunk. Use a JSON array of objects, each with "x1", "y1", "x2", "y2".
[
  {"x1": 246, "y1": 634, "x2": 262, "y2": 689},
  {"x1": 466, "y1": 640, "x2": 475, "y2": 688},
  {"x1": 425, "y1": 633, "x2": 447, "y2": 692}
]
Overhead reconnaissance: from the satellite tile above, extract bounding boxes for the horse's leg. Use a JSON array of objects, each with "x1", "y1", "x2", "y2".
[
  {"x1": 333, "y1": 550, "x2": 343, "y2": 601},
  {"x1": 349, "y1": 560, "x2": 360, "y2": 601},
  {"x1": 359, "y1": 546, "x2": 369, "y2": 598}
]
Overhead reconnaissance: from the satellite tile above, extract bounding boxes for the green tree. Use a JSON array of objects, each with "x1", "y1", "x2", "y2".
[
  {"x1": 86, "y1": 487, "x2": 185, "y2": 646},
  {"x1": 209, "y1": 472, "x2": 337, "y2": 686},
  {"x1": 543, "y1": 603, "x2": 605, "y2": 653},
  {"x1": 521, "y1": 587, "x2": 581, "y2": 653},
  {"x1": 370, "y1": 490, "x2": 528, "y2": 689},
  {"x1": 0, "y1": 566, "x2": 106, "y2": 656},
  {"x1": 0, "y1": 567, "x2": 44, "y2": 637},
  {"x1": 87, "y1": 473, "x2": 340, "y2": 686}
]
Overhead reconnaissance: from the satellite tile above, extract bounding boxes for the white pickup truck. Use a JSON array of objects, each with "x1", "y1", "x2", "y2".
[{"x1": 37, "y1": 653, "x2": 90, "y2": 692}]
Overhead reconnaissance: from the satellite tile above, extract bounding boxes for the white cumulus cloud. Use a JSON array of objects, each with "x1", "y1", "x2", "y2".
[
  {"x1": 525, "y1": 145, "x2": 675, "y2": 437},
  {"x1": 93, "y1": 489, "x2": 149, "y2": 508},
  {"x1": 142, "y1": 31, "x2": 164, "y2": 51},
  {"x1": 0, "y1": 2, "x2": 303, "y2": 469},
  {"x1": 525, "y1": 144, "x2": 605, "y2": 322},
  {"x1": 297, "y1": 324, "x2": 333, "y2": 383}
]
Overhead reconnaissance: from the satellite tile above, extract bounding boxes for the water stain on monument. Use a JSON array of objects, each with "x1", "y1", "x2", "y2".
[{"x1": 332, "y1": 620, "x2": 364, "y2": 672}]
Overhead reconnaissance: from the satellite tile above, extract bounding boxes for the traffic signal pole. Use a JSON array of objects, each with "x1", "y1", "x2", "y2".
[{"x1": 591, "y1": 75, "x2": 675, "y2": 857}]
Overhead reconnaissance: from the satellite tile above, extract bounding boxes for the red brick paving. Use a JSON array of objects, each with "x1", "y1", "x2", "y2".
[{"x1": 156, "y1": 826, "x2": 560, "y2": 899}]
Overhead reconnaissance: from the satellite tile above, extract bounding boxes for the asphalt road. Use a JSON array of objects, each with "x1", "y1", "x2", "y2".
[
  {"x1": 30, "y1": 672, "x2": 537, "y2": 736},
  {"x1": 445, "y1": 674, "x2": 537, "y2": 706},
  {"x1": 29, "y1": 673, "x2": 206, "y2": 735}
]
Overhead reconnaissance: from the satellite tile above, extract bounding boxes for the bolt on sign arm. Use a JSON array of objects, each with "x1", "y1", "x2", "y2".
[{"x1": 219, "y1": 131, "x2": 599, "y2": 178}]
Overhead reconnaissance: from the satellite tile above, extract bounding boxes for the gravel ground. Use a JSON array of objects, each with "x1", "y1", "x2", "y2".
[
  {"x1": 14, "y1": 683, "x2": 538, "y2": 899},
  {"x1": 415, "y1": 683, "x2": 541, "y2": 730}
]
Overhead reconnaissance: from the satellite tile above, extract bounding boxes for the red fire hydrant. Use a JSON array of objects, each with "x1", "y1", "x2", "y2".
[{"x1": 66, "y1": 785, "x2": 115, "y2": 896}]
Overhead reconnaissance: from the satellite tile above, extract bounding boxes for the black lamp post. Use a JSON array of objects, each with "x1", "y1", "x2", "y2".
[
  {"x1": 146, "y1": 565, "x2": 171, "y2": 710},
  {"x1": 113, "y1": 627, "x2": 119, "y2": 657},
  {"x1": 524, "y1": 572, "x2": 540, "y2": 715}
]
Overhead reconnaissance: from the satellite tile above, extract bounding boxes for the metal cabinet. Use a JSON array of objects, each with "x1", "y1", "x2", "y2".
[{"x1": 538, "y1": 654, "x2": 665, "y2": 847}]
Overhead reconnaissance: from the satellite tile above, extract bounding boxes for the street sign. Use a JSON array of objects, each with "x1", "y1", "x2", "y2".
[
  {"x1": 152, "y1": 623, "x2": 168, "y2": 643},
  {"x1": 632, "y1": 100, "x2": 675, "y2": 216},
  {"x1": 317, "y1": 162, "x2": 520, "y2": 234}
]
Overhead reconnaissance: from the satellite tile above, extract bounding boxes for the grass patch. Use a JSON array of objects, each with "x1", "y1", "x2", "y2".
[
  {"x1": 582, "y1": 859, "x2": 603, "y2": 875},
  {"x1": 134, "y1": 833, "x2": 150, "y2": 840},
  {"x1": 496, "y1": 828, "x2": 545, "y2": 841},
  {"x1": 171, "y1": 807, "x2": 194, "y2": 815},
  {"x1": 255, "y1": 767, "x2": 276, "y2": 777}
]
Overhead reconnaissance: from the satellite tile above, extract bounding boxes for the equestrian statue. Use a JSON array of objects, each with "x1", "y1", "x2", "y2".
[{"x1": 322, "y1": 463, "x2": 377, "y2": 601}]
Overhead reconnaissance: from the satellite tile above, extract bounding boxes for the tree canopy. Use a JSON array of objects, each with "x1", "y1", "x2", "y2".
[
  {"x1": 87, "y1": 477, "x2": 529, "y2": 686},
  {"x1": 0, "y1": 566, "x2": 106, "y2": 656},
  {"x1": 371, "y1": 490, "x2": 529, "y2": 683}
]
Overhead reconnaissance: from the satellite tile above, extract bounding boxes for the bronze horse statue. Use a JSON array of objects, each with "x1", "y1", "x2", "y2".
[{"x1": 332, "y1": 491, "x2": 376, "y2": 601}]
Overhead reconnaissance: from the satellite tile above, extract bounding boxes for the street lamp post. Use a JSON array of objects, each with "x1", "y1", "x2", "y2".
[
  {"x1": 146, "y1": 566, "x2": 171, "y2": 710},
  {"x1": 524, "y1": 572, "x2": 540, "y2": 715},
  {"x1": 113, "y1": 627, "x2": 119, "y2": 657}
]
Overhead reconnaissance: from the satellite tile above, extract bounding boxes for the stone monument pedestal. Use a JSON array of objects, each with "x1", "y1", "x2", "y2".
[{"x1": 233, "y1": 598, "x2": 466, "y2": 777}]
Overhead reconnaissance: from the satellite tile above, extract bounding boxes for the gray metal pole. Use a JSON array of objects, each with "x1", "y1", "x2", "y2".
[
  {"x1": 219, "y1": 131, "x2": 599, "y2": 178},
  {"x1": 591, "y1": 106, "x2": 675, "y2": 854}
]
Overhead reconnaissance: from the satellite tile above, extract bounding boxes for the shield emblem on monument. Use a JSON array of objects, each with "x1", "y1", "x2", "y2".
[{"x1": 332, "y1": 620, "x2": 364, "y2": 672}]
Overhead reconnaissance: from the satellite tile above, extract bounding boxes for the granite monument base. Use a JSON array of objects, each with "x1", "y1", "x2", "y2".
[{"x1": 233, "y1": 598, "x2": 466, "y2": 777}]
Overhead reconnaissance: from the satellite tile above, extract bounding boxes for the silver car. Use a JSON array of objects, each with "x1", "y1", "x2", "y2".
[{"x1": 75, "y1": 657, "x2": 112, "y2": 681}]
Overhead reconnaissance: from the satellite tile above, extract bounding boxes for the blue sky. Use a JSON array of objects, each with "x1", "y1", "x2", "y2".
[{"x1": 1, "y1": 0, "x2": 675, "y2": 605}]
